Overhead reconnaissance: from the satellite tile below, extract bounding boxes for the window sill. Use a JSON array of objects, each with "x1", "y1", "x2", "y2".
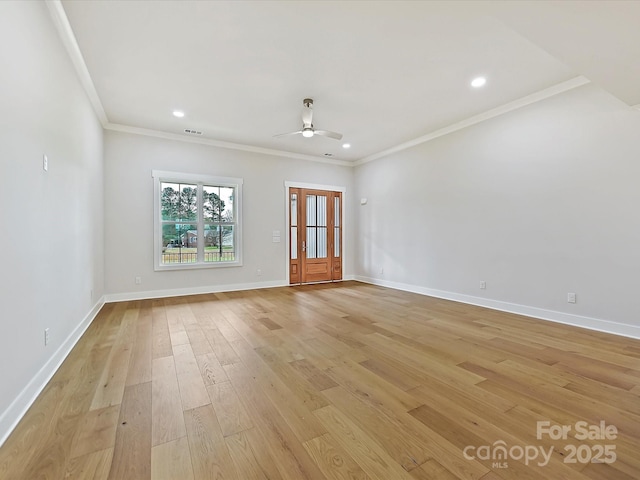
[{"x1": 154, "y1": 261, "x2": 243, "y2": 272}]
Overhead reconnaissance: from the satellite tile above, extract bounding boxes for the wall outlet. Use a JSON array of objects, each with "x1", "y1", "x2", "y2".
[
  {"x1": 480, "y1": 281, "x2": 486, "y2": 289},
  {"x1": 256, "y1": 269, "x2": 262, "y2": 276},
  {"x1": 44, "y1": 328, "x2": 50, "y2": 346},
  {"x1": 567, "y1": 292, "x2": 577, "y2": 304},
  {"x1": 379, "y1": 267, "x2": 384, "y2": 274},
  {"x1": 135, "y1": 276, "x2": 142, "y2": 285}
]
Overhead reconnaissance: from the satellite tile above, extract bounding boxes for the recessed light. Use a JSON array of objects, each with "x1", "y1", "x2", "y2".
[
  {"x1": 471, "y1": 77, "x2": 486, "y2": 88},
  {"x1": 173, "y1": 110, "x2": 185, "y2": 118},
  {"x1": 342, "y1": 143, "x2": 351, "y2": 149}
]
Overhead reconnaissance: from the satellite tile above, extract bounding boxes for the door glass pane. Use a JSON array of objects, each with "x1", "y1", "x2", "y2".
[
  {"x1": 291, "y1": 193, "x2": 297, "y2": 226},
  {"x1": 334, "y1": 227, "x2": 340, "y2": 257},
  {"x1": 291, "y1": 227, "x2": 297, "y2": 259},
  {"x1": 306, "y1": 195, "x2": 316, "y2": 226},
  {"x1": 334, "y1": 196, "x2": 340, "y2": 227},
  {"x1": 317, "y1": 227, "x2": 327, "y2": 258},
  {"x1": 317, "y1": 195, "x2": 327, "y2": 227},
  {"x1": 306, "y1": 227, "x2": 317, "y2": 258}
]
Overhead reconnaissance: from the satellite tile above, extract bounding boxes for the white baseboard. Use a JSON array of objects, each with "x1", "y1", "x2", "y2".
[
  {"x1": 0, "y1": 296, "x2": 106, "y2": 448},
  {"x1": 104, "y1": 276, "x2": 358, "y2": 303},
  {"x1": 355, "y1": 276, "x2": 640, "y2": 340},
  {"x1": 104, "y1": 279, "x2": 288, "y2": 303}
]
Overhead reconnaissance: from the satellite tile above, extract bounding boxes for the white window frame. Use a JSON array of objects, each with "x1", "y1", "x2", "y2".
[{"x1": 153, "y1": 170, "x2": 243, "y2": 271}]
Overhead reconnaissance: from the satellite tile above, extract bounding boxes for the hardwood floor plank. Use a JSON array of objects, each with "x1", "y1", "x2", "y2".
[
  {"x1": 290, "y1": 358, "x2": 339, "y2": 391},
  {"x1": 303, "y1": 433, "x2": 372, "y2": 480},
  {"x1": 151, "y1": 356, "x2": 186, "y2": 446},
  {"x1": 255, "y1": 345, "x2": 330, "y2": 410},
  {"x1": 322, "y1": 385, "x2": 430, "y2": 471},
  {"x1": 206, "y1": 381, "x2": 253, "y2": 437},
  {"x1": 184, "y1": 404, "x2": 238, "y2": 480},
  {"x1": 314, "y1": 405, "x2": 415, "y2": 480},
  {"x1": 410, "y1": 458, "x2": 461, "y2": 480},
  {"x1": 173, "y1": 343, "x2": 211, "y2": 411},
  {"x1": 195, "y1": 352, "x2": 229, "y2": 386},
  {"x1": 90, "y1": 309, "x2": 137, "y2": 409},
  {"x1": 224, "y1": 430, "x2": 272, "y2": 480},
  {"x1": 126, "y1": 303, "x2": 153, "y2": 386},
  {"x1": 150, "y1": 436, "x2": 194, "y2": 480},
  {"x1": 70, "y1": 404, "x2": 120, "y2": 459},
  {"x1": 108, "y1": 382, "x2": 152, "y2": 480},
  {"x1": 65, "y1": 447, "x2": 114, "y2": 480}
]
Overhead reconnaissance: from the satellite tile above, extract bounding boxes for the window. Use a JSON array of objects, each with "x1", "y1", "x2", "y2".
[{"x1": 152, "y1": 171, "x2": 242, "y2": 270}]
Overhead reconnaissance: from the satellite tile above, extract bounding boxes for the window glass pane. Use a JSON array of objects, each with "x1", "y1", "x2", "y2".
[
  {"x1": 203, "y1": 185, "x2": 220, "y2": 222},
  {"x1": 334, "y1": 196, "x2": 340, "y2": 227},
  {"x1": 204, "y1": 225, "x2": 235, "y2": 262},
  {"x1": 178, "y1": 184, "x2": 198, "y2": 222},
  {"x1": 220, "y1": 187, "x2": 234, "y2": 222},
  {"x1": 317, "y1": 195, "x2": 327, "y2": 227},
  {"x1": 161, "y1": 182, "x2": 180, "y2": 221},
  {"x1": 334, "y1": 227, "x2": 340, "y2": 257},
  {"x1": 291, "y1": 193, "x2": 297, "y2": 227},
  {"x1": 162, "y1": 223, "x2": 198, "y2": 264},
  {"x1": 306, "y1": 227, "x2": 317, "y2": 258},
  {"x1": 306, "y1": 195, "x2": 316, "y2": 226},
  {"x1": 291, "y1": 227, "x2": 297, "y2": 259},
  {"x1": 317, "y1": 227, "x2": 327, "y2": 258}
]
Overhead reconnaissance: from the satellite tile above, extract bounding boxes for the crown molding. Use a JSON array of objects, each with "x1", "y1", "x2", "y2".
[
  {"x1": 104, "y1": 123, "x2": 352, "y2": 166},
  {"x1": 354, "y1": 76, "x2": 591, "y2": 166},
  {"x1": 46, "y1": 0, "x2": 108, "y2": 126}
]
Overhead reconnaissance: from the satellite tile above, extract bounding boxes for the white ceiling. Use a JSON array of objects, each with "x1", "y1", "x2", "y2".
[{"x1": 56, "y1": 0, "x2": 640, "y2": 163}]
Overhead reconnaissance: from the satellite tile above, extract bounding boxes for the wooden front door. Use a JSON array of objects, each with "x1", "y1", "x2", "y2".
[{"x1": 289, "y1": 188, "x2": 342, "y2": 284}]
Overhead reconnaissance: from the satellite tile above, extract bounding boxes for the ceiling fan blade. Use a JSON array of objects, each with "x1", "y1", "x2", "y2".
[
  {"x1": 314, "y1": 130, "x2": 343, "y2": 140},
  {"x1": 301, "y1": 103, "x2": 313, "y2": 127},
  {"x1": 273, "y1": 131, "x2": 302, "y2": 138}
]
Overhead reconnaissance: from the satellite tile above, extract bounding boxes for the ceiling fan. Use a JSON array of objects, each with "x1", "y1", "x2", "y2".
[{"x1": 274, "y1": 98, "x2": 343, "y2": 140}]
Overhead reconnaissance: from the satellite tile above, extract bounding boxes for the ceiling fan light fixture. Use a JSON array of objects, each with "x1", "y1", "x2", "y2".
[{"x1": 302, "y1": 128, "x2": 314, "y2": 138}]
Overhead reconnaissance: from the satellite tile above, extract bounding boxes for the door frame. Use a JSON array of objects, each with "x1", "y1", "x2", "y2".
[{"x1": 284, "y1": 181, "x2": 346, "y2": 285}]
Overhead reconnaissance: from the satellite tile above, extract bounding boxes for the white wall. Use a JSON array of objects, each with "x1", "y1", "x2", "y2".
[
  {"x1": 103, "y1": 130, "x2": 354, "y2": 299},
  {"x1": 355, "y1": 85, "x2": 640, "y2": 336},
  {"x1": 0, "y1": 1, "x2": 104, "y2": 443}
]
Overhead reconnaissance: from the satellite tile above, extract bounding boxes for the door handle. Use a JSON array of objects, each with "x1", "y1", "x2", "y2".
[{"x1": 302, "y1": 241, "x2": 306, "y2": 251}]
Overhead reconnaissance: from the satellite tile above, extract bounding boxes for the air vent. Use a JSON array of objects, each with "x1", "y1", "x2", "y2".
[{"x1": 184, "y1": 129, "x2": 203, "y2": 135}]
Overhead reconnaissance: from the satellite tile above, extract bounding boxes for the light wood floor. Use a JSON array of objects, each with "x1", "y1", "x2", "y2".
[{"x1": 1, "y1": 282, "x2": 639, "y2": 479}]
